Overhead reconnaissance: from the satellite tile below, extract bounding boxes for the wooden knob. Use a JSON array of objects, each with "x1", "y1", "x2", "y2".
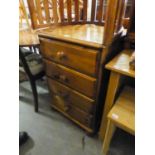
[
  {"x1": 58, "y1": 91, "x2": 69, "y2": 99},
  {"x1": 85, "y1": 117, "x2": 90, "y2": 124},
  {"x1": 57, "y1": 51, "x2": 66, "y2": 60},
  {"x1": 64, "y1": 105, "x2": 70, "y2": 112},
  {"x1": 85, "y1": 116, "x2": 92, "y2": 124},
  {"x1": 53, "y1": 74, "x2": 60, "y2": 79},
  {"x1": 59, "y1": 75, "x2": 69, "y2": 82}
]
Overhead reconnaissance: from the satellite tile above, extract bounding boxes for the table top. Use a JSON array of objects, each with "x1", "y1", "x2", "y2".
[
  {"x1": 105, "y1": 50, "x2": 135, "y2": 78},
  {"x1": 19, "y1": 29, "x2": 40, "y2": 47},
  {"x1": 37, "y1": 24, "x2": 104, "y2": 48}
]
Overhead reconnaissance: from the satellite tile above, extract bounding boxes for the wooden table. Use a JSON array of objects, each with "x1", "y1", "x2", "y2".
[
  {"x1": 19, "y1": 29, "x2": 44, "y2": 112},
  {"x1": 99, "y1": 49, "x2": 135, "y2": 139},
  {"x1": 19, "y1": 29, "x2": 40, "y2": 47},
  {"x1": 19, "y1": 29, "x2": 40, "y2": 82}
]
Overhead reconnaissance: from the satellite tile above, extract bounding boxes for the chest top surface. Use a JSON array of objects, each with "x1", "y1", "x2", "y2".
[{"x1": 37, "y1": 24, "x2": 104, "y2": 48}]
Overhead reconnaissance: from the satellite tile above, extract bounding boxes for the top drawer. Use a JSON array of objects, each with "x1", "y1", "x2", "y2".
[{"x1": 39, "y1": 38, "x2": 99, "y2": 77}]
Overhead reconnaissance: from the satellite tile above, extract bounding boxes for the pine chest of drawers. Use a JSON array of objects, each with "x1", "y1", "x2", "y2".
[{"x1": 39, "y1": 25, "x2": 104, "y2": 134}]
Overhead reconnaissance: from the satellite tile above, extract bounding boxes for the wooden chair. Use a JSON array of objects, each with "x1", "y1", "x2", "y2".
[
  {"x1": 19, "y1": 47, "x2": 45, "y2": 112},
  {"x1": 27, "y1": 0, "x2": 129, "y2": 32},
  {"x1": 19, "y1": 0, "x2": 45, "y2": 112},
  {"x1": 19, "y1": 0, "x2": 31, "y2": 30},
  {"x1": 102, "y1": 86, "x2": 135, "y2": 155}
]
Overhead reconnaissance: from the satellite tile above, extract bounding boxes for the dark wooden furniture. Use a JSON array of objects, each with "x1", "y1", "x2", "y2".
[
  {"x1": 19, "y1": 30, "x2": 45, "y2": 112},
  {"x1": 27, "y1": 0, "x2": 134, "y2": 133}
]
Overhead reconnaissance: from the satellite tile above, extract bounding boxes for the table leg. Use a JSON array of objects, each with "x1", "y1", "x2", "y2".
[
  {"x1": 99, "y1": 71, "x2": 121, "y2": 139},
  {"x1": 102, "y1": 120, "x2": 116, "y2": 155}
]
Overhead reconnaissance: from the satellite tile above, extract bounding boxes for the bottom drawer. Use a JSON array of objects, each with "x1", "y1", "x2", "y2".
[
  {"x1": 48, "y1": 83, "x2": 93, "y2": 128},
  {"x1": 48, "y1": 78, "x2": 94, "y2": 128},
  {"x1": 51, "y1": 96, "x2": 93, "y2": 128},
  {"x1": 47, "y1": 78, "x2": 95, "y2": 114},
  {"x1": 67, "y1": 105, "x2": 93, "y2": 128}
]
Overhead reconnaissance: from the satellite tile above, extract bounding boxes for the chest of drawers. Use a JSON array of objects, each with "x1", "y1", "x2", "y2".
[{"x1": 39, "y1": 29, "x2": 104, "y2": 134}]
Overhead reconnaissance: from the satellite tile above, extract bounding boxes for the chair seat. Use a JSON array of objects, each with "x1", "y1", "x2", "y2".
[
  {"x1": 19, "y1": 48, "x2": 44, "y2": 75},
  {"x1": 108, "y1": 86, "x2": 135, "y2": 135}
]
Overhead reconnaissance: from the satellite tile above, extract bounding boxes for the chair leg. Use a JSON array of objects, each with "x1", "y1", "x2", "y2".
[
  {"x1": 102, "y1": 120, "x2": 116, "y2": 155},
  {"x1": 30, "y1": 80, "x2": 38, "y2": 112}
]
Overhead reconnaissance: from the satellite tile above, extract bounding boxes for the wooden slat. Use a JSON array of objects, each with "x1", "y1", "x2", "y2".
[
  {"x1": 127, "y1": 0, "x2": 135, "y2": 32},
  {"x1": 115, "y1": 0, "x2": 122, "y2": 30},
  {"x1": 91, "y1": 0, "x2": 96, "y2": 22},
  {"x1": 43, "y1": 0, "x2": 51, "y2": 23},
  {"x1": 35, "y1": 0, "x2": 44, "y2": 24},
  {"x1": 59, "y1": 0, "x2": 64, "y2": 23},
  {"x1": 103, "y1": 0, "x2": 119, "y2": 45},
  {"x1": 27, "y1": 0, "x2": 38, "y2": 29},
  {"x1": 19, "y1": 0, "x2": 31, "y2": 29},
  {"x1": 116, "y1": 0, "x2": 126, "y2": 32},
  {"x1": 74, "y1": 0, "x2": 79, "y2": 22},
  {"x1": 102, "y1": 1, "x2": 107, "y2": 21},
  {"x1": 67, "y1": 0, "x2": 72, "y2": 23},
  {"x1": 52, "y1": 0, "x2": 59, "y2": 23},
  {"x1": 32, "y1": 23, "x2": 52, "y2": 29},
  {"x1": 98, "y1": 0, "x2": 104, "y2": 23},
  {"x1": 83, "y1": 0, "x2": 88, "y2": 22}
]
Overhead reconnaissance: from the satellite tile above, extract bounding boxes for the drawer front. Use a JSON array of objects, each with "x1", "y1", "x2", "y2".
[
  {"x1": 40, "y1": 38, "x2": 99, "y2": 76},
  {"x1": 45, "y1": 59, "x2": 96, "y2": 98},
  {"x1": 51, "y1": 98, "x2": 93, "y2": 128},
  {"x1": 48, "y1": 78, "x2": 95, "y2": 114},
  {"x1": 67, "y1": 105, "x2": 93, "y2": 128}
]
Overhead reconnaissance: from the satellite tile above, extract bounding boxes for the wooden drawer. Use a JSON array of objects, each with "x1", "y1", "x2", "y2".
[
  {"x1": 48, "y1": 78, "x2": 95, "y2": 114},
  {"x1": 67, "y1": 105, "x2": 93, "y2": 128},
  {"x1": 45, "y1": 59, "x2": 96, "y2": 98},
  {"x1": 51, "y1": 100, "x2": 93, "y2": 128},
  {"x1": 40, "y1": 38, "x2": 99, "y2": 77}
]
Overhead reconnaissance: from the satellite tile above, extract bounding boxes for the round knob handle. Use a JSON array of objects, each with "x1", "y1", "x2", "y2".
[
  {"x1": 59, "y1": 75, "x2": 69, "y2": 83},
  {"x1": 58, "y1": 91, "x2": 69, "y2": 99},
  {"x1": 53, "y1": 74, "x2": 60, "y2": 79},
  {"x1": 85, "y1": 117, "x2": 90, "y2": 124},
  {"x1": 64, "y1": 105, "x2": 70, "y2": 112},
  {"x1": 85, "y1": 116, "x2": 92, "y2": 124},
  {"x1": 57, "y1": 51, "x2": 66, "y2": 60}
]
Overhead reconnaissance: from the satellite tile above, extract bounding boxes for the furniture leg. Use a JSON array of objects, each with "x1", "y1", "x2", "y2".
[
  {"x1": 33, "y1": 46, "x2": 38, "y2": 53},
  {"x1": 30, "y1": 80, "x2": 38, "y2": 112},
  {"x1": 102, "y1": 120, "x2": 116, "y2": 155},
  {"x1": 99, "y1": 72, "x2": 120, "y2": 139},
  {"x1": 30, "y1": 46, "x2": 34, "y2": 52}
]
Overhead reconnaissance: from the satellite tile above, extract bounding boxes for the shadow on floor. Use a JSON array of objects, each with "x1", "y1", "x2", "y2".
[
  {"x1": 108, "y1": 128, "x2": 135, "y2": 155},
  {"x1": 19, "y1": 136, "x2": 35, "y2": 155}
]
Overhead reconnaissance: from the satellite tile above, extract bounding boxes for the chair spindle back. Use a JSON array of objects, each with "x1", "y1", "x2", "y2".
[{"x1": 27, "y1": 0, "x2": 134, "y2": 45}]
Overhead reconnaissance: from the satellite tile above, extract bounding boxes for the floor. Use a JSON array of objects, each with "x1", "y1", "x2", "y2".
[{"x1": 19, "y1": 79, "x2": 135, "y2": 155}]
